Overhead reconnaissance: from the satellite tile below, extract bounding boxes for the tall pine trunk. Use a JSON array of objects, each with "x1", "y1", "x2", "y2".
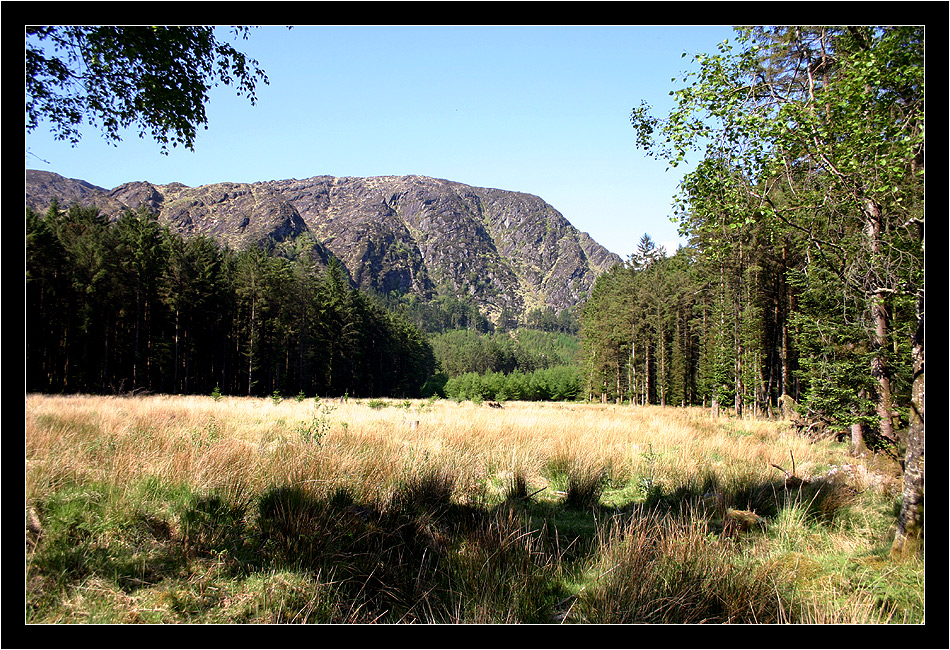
[{"x1": 248, "y1": 287, "x2": 256, "y2": 396}]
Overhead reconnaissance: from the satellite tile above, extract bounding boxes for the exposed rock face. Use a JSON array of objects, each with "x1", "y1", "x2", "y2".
[
  {"x1": 112, "y1": 179, "x2": 313, "y2": 251},
  {"x1": 25, "y1": 170, "x2": 622, "y2": 321}
]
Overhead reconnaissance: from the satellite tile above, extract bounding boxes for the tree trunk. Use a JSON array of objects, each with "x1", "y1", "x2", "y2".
[
  {"x1": 173, "y1": 306, "x2": 181, "y2": 393},
  {"x1": 133, "y1": 289, "x2": 141, "y2": 389},
  {"x1": 616, "y1": 358, "x2": 622, "y2": 404},
  {"x1": 644, "y1": 339, "x2": 651, "y2": 405},
  {"x1": 734, "y1": 327, "x2": 744, "y2": 418},
  {"x1": 628, "y1": 337, "x2": 635, "y2": 405},
  {"x1": 866, "y1": 199, "x2": 898, "y2": 443},
  {"x1": 871, "y1": 294, "x2": 897, "y2": 441},
  {"x1": 659, "y1": 327, "x2": 666, "y2": 406},
  {"x1": 758, "y1": 367, "x2": 770, "y2": 419},
  {"x1": 850, "y1": 422, "x2": 868, "y2": 458},
  {"x1": 248, "y1": 290, "x2": 256, "y2": 396},
  {"x1": 891, "y1": 292, "x2": 924, "y2": 559},
  {"x1": 779, "y1": 244, "x2": 790, "y2": 401},
  {"x1": 850, "y1": 387, "x2": 869, "y2": 457}
]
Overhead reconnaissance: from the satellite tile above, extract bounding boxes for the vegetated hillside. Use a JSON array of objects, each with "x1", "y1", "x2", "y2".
[{"x1": 25, "y1": 170, "x2": 621, "y2": 324}]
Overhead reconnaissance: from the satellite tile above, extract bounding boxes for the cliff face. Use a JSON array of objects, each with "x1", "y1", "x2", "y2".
[{"x1": 26, "y1": 170, "x2": 622, "y2": 321}]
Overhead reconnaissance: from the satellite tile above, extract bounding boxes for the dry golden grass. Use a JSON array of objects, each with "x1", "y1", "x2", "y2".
[
  {"x1": 26, "y1": 394, "x2": 841, "y2": 507},
  {"x1": 24, "y1": 394, "x2": 920, "y2": 624}
]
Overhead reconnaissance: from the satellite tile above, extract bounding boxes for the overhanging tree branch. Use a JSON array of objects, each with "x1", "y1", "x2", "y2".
[{"x1": 26, "y1": 25, "x2": 270, "y2": 153}]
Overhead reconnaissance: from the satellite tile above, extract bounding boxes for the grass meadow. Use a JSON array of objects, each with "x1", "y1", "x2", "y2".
[{"x1": 25, "y1": 393, "x2": 924, "y2": 624}]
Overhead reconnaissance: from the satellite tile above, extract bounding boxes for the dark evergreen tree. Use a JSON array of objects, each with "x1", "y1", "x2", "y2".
[{"x1": 25, "y1": 207, "x2": 438, "y2": 400}]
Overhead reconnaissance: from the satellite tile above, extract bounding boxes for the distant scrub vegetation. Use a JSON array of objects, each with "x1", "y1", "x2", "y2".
[
  {"x1": 443, "y1": 366, "x2": 583, "y2": 403},
  {"x1": 429, "y1": 328, "x2": 579, "y2": 376}
]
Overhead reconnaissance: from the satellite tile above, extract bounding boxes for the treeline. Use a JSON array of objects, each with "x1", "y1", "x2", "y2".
[
  {"x1": 25, "y1": 202, "x2": 435, "y2": 398},
  {"x1": 429, "y1": 329, "x2": 579, "y2": 377},
  {"x1": 424, "y1": 328, "x2": 581, "y2": 401},
  {"x1": 584, "y1": 27, "x2": 923, "y2": 454},
  {"x1": 377, "y1": 291, "x2": 579, "y2": 337},
  {"x1": 583, "y1": 233, "x2": 917, "y2": 426}
]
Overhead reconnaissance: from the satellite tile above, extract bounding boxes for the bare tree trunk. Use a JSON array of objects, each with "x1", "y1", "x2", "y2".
[
  {"x1": 871, "y1": 295, "x2": 897, "y2": 440},
  {"x1": 628, "y1": 334, "x2": 635, "y2": 405},
  {"x1": 758, "y1": 367, "x2": 770, "y2": 419},
  {"x1": 248, "y1": 289, "x2": 256, "y2": 396},
  {"x1": 734, "y1": 243, "x2": 744, "y2": 418},
  {"x1": 850, "y1": 423, "x2": 869, "y2": 458},
  {"x1": 616, "y1": 358, "x2": 622, "y2": 404},
  {"x1": 644, "y1": 339, "x2": 651, "y2": 405},
  {"x1": 173, "y1": 306, "x2": 181, "y2": 393},
  {"x1": 891, "y1": 292, "x2": 924, "y2": 559},
  {"x1": 659, "y1": 330, "x2": 666, "y2": 406},
  {"x1": 779, "y1": 244, "x2": 790, "y2": 401},
  {"x1": 587, "y1": 350, "x2": 597, "y2": 403},
  {"x1": 849, "y1": 387, "x2": 869, "y2": 457},
  {"x1": 734, "y1": 328, "x2": 744, "y2": 418},
  {"x1": 133, "y1": 289, "x2": 141, "y2": 389}
]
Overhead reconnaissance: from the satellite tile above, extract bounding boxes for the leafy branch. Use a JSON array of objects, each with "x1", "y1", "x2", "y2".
[{"x1": 26, "y1": 26, "x2": 270, "y2": 153}]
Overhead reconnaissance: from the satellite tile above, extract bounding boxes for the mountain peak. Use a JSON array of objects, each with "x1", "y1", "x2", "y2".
[{"x1": 25, "y1": 169, "x2": 621, "y2": 323}]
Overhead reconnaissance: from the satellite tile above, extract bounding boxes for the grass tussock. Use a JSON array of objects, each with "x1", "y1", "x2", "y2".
[
  {"x1": 25, "y1": 394, "x2": 920, "y2": 624},
  {"x1": 573, "y1": 511, "x2": 786, "y2": 623}
]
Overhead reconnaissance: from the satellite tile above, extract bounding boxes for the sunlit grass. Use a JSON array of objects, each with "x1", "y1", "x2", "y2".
[
  {"x1": 25, "y1": 393, "x2": 919, "y2": 624},
  {"x1": 25, "y1": 396, "x2": 830, "y2": 500}
]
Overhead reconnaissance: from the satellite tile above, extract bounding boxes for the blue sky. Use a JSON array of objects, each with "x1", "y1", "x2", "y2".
[{"x1": 25, "y1": 25, "x2": 737, "y2": 261}]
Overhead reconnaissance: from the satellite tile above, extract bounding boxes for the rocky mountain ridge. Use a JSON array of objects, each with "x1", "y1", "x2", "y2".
[{"x1": 25, "y1": 169, "x2": 622, "y2": 322}]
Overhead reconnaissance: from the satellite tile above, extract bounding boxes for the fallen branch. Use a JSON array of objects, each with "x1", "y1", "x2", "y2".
[
  {"x1": 771, "y1": 450, "x2": 807, "y2": 489},
  {"x1": 524, "y1": 486, "x2": 547, "y2": 501}
]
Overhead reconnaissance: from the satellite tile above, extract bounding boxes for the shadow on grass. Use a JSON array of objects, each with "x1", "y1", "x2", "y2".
[
  {"x1": 635, "y1": 470, "x2": 860, "y2": 529},
  {"x1": 252, "y1": 471, "x2": 563, "y2": 623},
  {"x1": 26, "y1": 468, "x2": 861, "y2": 623}
]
